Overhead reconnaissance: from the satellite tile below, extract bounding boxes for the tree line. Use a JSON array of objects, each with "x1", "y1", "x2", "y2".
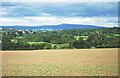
[{"x1": 2, "y1": 27, "x2": 120, "y2": 50}]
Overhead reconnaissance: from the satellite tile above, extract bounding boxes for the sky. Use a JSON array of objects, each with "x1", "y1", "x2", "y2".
[{"x1": 0, "y1": 1, "x2": 119, "y2": 27}]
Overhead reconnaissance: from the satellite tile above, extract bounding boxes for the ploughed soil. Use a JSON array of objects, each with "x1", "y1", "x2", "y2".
[{"x1": 1, "y1": 48, "x2": 118, "y2": 76}]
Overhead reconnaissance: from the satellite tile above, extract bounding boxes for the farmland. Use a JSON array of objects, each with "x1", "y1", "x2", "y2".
[{"x1": 2, "y1": 48, "x2": 118, "y2": 76}]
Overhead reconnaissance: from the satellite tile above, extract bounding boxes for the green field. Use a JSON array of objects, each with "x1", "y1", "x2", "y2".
[
  {"x1": 26, "y1": 42, "x2": 49, "y2": 45},
  {"x1": 26, "y1": 42, "x2": 69, "y2": 49},
  {"x1": 74, "y1": 36, "x2": 88, "y2": 40}
]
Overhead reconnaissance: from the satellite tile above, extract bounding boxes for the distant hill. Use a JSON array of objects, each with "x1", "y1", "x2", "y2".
[{"x1": 1, "y1": 24, "x2": 106, "y2": 30}]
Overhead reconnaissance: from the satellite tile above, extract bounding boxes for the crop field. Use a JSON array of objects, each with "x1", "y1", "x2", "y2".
[{"x1": 1, "y1": 48, "x2": 118, "y2": 76}]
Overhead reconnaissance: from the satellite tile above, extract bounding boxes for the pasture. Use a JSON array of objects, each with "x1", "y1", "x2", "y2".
[{"x1": 2, "y1": 48, "x2": 118, "y2": 76}]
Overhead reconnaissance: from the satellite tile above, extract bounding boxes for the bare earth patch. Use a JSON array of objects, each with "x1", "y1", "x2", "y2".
[{"x1": 2, "y1": 48, "x2": 118, "y2": 76}]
